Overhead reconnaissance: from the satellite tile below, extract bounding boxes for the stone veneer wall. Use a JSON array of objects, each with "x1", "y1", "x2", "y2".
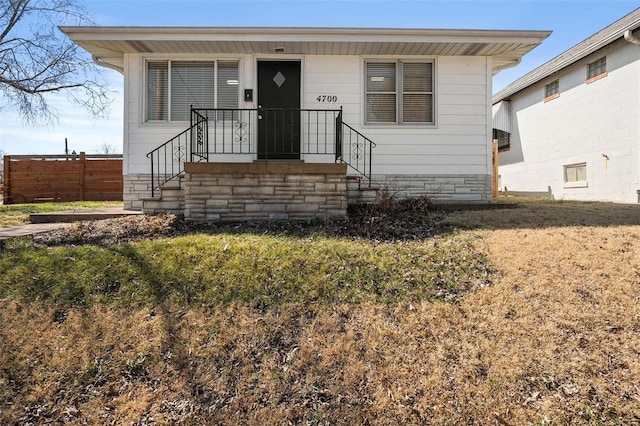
[
  {"x1": 370, "y1": 174, "x2": 492, "y2": 203},
  {"x1": 123, "y1": 170, "x2": 491, "y2": 216},
  {"x1": 123, "y1": 173, "x2": 153, "y2": 210},
  {"x1": 184, "y1": 162, "x2": 348, "y2": 221}
]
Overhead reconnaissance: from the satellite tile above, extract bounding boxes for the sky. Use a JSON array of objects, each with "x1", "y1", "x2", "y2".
[{"x1": 1, "y1": 0, "x2": 638, "y2": 155}]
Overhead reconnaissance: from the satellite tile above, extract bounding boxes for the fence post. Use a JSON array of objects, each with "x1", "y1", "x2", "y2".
[
  {"x1": 492, "y1": 140, "x2": 499, "y2": 198},
  {"x1": 79, "y1": 151, "x2": 86, "y2": 201},
  {"x1": 3, "y1": 155, "x2": 9, "y2": 204}
]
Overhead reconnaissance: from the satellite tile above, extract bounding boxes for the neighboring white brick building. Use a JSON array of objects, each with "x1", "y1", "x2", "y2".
[
  {"x1": 493, "y1": 8, "x2": 640, "y2": 203},
  {"x1": 61, "y1": 26, "x2": 549, "y2": 219}
]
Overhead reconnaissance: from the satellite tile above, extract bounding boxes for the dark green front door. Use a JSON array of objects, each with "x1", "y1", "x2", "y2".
[{"x1": 257, "y1": 61, "x2": 301, "y2": 159}]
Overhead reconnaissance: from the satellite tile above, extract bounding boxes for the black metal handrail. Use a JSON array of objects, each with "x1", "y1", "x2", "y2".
[
  {"x1": 192, "y1": 107, "x2": 342, "y2": 158},
  {"x1": 146, "y1": 123, "x2": 197, "y2": 197},
  {"x1": 340, "y1": 121, "x2": 377, "y2": 186},
  {"x1": 191, "y1": 108, "x2": 209, "y2": 162},
  {"x1": 147, "y1": 106, "x2": 376, "y2": 196}
]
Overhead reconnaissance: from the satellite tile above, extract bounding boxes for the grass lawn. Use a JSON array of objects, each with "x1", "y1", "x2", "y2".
[
  {"x1": 1, "y1": 198, "x2": 640, "y2": 424},
  {"x1": 0, "y1": 201, "x2": 123, "y2": 228}
]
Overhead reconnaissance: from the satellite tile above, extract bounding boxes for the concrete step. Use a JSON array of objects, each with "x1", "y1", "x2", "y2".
[
  {"x1": 29, "y1": 207, "x2": 143, "y2": 224},
  {"x1": 158, "y1": 188, "x2": 185, "y2": 199},
  {"x1": 142, "y1": 198, "x2": 185, "y2": 214}
]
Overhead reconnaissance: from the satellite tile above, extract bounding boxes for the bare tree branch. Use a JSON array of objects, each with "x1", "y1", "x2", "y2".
[{"x1": 0, "y1": 0, "x2": 112, "y2": 124}]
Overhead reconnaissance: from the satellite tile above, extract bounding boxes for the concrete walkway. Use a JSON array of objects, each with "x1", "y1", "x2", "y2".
[
  {"x1": 0, "y1": 207, "x2": 143, "y2": 241},
  {"x1": 0, "y1": 223, "x2": 69, "y2": 240},
  {"x1": 29, "y1": 207, "x2": 142, "y2": 224}
]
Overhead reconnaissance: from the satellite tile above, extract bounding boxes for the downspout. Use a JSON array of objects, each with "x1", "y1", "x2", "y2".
[
  {"x1": 92, "y1": 55, "x2": 124, "y2": 74},
  {"x1": 627, "y1": 27, "x2": 640, "y2": 202},
  {"x1": 624, "y1": 28, "x2": 640, "y2": 45}
]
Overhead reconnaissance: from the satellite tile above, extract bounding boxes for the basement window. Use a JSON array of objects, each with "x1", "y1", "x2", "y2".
[{"x1": 564, "y1": 162, "x2": 587, "y2": 188}]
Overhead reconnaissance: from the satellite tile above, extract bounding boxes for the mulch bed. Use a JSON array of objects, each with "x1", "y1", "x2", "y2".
[{"x1": 34, "y1": 196, "x2": 448, "y2": 247}]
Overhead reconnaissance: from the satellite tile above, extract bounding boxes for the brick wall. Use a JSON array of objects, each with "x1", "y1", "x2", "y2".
[{"x1": 184, "y1": 162, "x2": 348, "y2": 221}]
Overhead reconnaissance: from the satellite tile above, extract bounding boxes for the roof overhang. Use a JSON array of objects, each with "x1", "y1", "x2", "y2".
[
  {"x1": 494, "y1": 8, "x2": 640, "y2": 103},
  {"x1": 60, "y1": 26, "x2": 551, "y2": 75}
]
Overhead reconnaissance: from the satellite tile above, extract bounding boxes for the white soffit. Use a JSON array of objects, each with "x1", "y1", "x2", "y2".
[{"x1": 60, "y1": 26, "x2": 551, "y2": 73}]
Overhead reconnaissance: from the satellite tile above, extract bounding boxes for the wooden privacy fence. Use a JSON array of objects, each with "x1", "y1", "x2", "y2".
[{"x1": 2, "y1": 152, "x2": 123, "y2": 204}]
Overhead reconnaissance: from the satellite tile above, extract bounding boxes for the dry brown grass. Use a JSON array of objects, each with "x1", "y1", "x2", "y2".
[{"x1": 2, "y1": 199, "x2": 640, "y2": 424}]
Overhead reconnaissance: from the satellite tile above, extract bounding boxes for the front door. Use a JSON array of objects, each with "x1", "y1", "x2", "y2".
[{"x1": 257, "y1": 61, "x2": 301, "y2": 159}]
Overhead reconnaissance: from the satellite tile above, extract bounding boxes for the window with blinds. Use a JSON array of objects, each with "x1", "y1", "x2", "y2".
[
  {"x1": 146, "y1": 60, "x2": 239, "y2": 122},
  {"x1": 366, "y1": 62, "x2": 397, "y2": 123},
  {"x1": 365, "y1": 60, "x2": 434, "y2": 124}
]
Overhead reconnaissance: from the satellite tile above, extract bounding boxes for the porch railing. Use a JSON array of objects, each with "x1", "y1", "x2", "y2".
[
  {"x1": 192, "y1": 108, "x2": 342, "y2": 158},
  {"x1": 339, "y1": 121, "x2": 376, "y2": 184},
  {"x1": 147, "y1": 107, "x2": 375, "y2": 197},
  {"x1": 146, "y1": 123, "x2": 196, "y2": 197}
]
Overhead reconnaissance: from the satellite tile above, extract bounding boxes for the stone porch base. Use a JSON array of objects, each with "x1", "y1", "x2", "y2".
[
  {"x1": 184, "y1": 162, "x2": 347, "y2": 221},
  {"x1": 124, "y1": 168, "x2": 491, "y2": 219}
]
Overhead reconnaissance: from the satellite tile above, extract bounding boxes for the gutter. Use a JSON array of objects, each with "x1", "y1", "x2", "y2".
[
  {"x1": 492, "y1": 58, "x2": 522, "y2": 75},
  {"x1": 624, "y1": 28, "x2": 640, "y2": 44},
  {"x1": 494, "y1": 15, "x2": 640, "y2": 104},
  {"x1": 92, "y1": 55, "x2": 124, "y2": 74}
]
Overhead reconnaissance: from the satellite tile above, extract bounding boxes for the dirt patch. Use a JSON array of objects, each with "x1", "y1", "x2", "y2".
[{"x1": 34, "y1": 196, "x2": 447, "y2": 246}]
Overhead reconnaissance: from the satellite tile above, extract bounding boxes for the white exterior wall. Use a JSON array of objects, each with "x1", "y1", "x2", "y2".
[
  {"x1": 123, "y1": 53, "x2": 491, "y2": 191},
  {"x1": 499, "y1": 39, "x2": 640, "y2": 203}
]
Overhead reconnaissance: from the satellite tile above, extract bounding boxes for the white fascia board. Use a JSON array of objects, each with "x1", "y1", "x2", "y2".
[{"x1": 60, "y1": 26, "x2": 550, "y2": 46}]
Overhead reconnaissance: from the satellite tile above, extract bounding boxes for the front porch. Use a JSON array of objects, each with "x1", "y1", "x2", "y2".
[{"x1": 139, "y1": 108, "x2": 377, "y2": 220}]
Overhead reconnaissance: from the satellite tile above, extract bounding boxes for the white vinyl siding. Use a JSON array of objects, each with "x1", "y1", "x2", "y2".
[
  {"x1": 145, "y1": 60, "x2": 239, "y2": 122},
  {"x1": 129, "y1": 55, "x2": 490, "y2": 178},
  {"x1": 365, "y1": 60, "x2": 434, "y2": 124}
]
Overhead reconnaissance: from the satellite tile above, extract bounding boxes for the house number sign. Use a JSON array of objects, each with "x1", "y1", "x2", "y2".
[{"x1": 316, "y1": 95, "x2": 338, "y2": 102}]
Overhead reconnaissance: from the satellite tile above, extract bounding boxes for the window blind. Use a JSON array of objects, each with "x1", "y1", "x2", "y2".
[
  {"x1": 366, "y1": 63, "x2": 396, "y2": 123},
  {"x1": 217, "y1": 61, "x2": 239, "y2": 120},
  {"x1": 170, "y1": 61, "x2": 215, "y2": 121},
  {"x1": 402, "y1": 62, "x2": 432, "y2": 123},
  {"x1": 147, "y1": 62, "x2": 168, "y2": 121}
]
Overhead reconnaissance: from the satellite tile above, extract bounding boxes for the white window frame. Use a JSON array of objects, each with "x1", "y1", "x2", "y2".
[
  {"x1": 364, "y1": 59, "x2": 436, "y2": 126},
  {"x1": 564, "y1": 162, "x2": 588, "y2": 188},
  {"x1": 144, "y1": 59, "x2": 240, "y2": 123}
]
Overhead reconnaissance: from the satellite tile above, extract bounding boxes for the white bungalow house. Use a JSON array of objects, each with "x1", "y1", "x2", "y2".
[
  {"x1": 61, "y1": 26, "x2": 549, "y2": 220},
  {"x1": 493, "y1": 8, "x2": 640, "y2": 203}
]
